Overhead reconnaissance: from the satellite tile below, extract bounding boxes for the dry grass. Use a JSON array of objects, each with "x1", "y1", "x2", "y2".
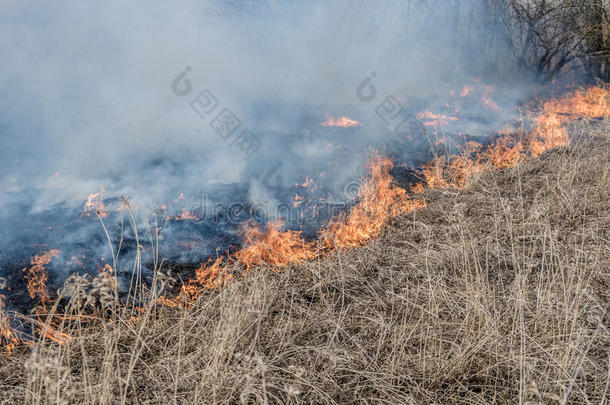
[{"x1": 1, "y1": 120, "x2": 609, "y2": 404}]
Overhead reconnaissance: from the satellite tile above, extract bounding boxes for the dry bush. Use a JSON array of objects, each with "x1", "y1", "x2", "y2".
[
  {"x1": 489, "y1": 0, "x2": 610, "y2": 82},
  {"x1": 0, "y1": 120, "x2": 609, "y2": 404}
]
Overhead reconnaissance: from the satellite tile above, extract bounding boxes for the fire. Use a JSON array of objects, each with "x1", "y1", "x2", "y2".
[
  {"x1": 192, "y1": 257, "x2": 232, "y2": 290},
  {"x1": 321, "y1": 115, "x2": 362, "y2": 128},
  {"x1": 34, "y1": 322, "x2": 73, "y2": 346},
  {"x1": 172, "y1": 209, "x2": 199, "y2": 221},
  {"x1": 322, "y1": 156, "x2": 425, "y2": 249},
  {"x1": 416, "y1": 111, "x2": 459, "y2": 127},
  {"x1": 528, "y1": 86, "x2": 609, "y2": 157},
  {"x1": 23, "y1": 249, "x2": 59, "y2": 309},
  {"x1": 164, "y1": 220, "x2": 320, "y2": 304},
  {"x1": 159, "y1": 83, "x2": 609, "y2": 303},
  {"x1": 235, "y1": 221, "x2": 317, "y2": 270},
  {"x1": 6, "y1": 86, "x2": 610, "y2": 350},
  {"x1": 424, "y1": 86, "x2": 610, "y2": 189},
  {"x1": 158, "y1": 155, "x2": 422, "y2": 305},
  {"x1": 160, "y1": 257, "x2": 233, "y2": 305},
  {"x1": 481, "y1": 85, "x2": 499, "y2": 110},
  {"x1": 483, "y1": 134, "x2": 524, "y2": 168},
  {"x1": 19, "y1": 249, "x2": 74, "y2": 347},
  {"x1": 1, "y1": 293, "x2": 20, "y2": 354},
  {"x1": 293, "y1": 194, "x2": 304, "y2": 208},
  {"x1": 300, "y1": 176, "x2": 320, "y2": 192},
  {"x1": 83, "y1": 187, "x2": 107, "y2": 218},
  {"x1": 460, "y1": 85, "x2": 473, "y2": 97},
  {"x1": 159, "y1": 193, "x2": 200, "y2": 221}
]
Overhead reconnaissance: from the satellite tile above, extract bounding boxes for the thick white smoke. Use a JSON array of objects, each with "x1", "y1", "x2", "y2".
[{"x1": 0, "y1": 1, "x2": 535, "y2": 281}]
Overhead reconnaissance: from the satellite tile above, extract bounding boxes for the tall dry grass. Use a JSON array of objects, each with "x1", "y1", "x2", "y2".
[{"x1": 0, "y1": 120, "x2": 608, "y2": 404}]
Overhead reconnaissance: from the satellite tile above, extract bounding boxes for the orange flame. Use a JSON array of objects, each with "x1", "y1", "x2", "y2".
[
  {"x1": 460, "y1": 85, "x2": 473, "y2": 97},
  {"x1": 293, "y1": 194, "x2": 304, "y2": 208},
  {"x1": 481, "y1": 85, "x2": 499, "y2": 110},
  {"x1": 160, "y1": 257, "x2": 233, "y2": 305},
  {"x1": 323, "y1": 156, "x2": 425, "y2": 249},
  {"x1": 157, "y1": 155, "x2": 423, "y2": 305},
  {"x1": 23, "y1": 249, "x2": 59, "y2": 310},
  {"x1": 528, "y1": 86, "x2": 609, "y2": 157},
  {"x1": 20, "y1": 250, "x2": 76, "y2": 346},
  {"x1": 321, "y1": 115, "x2": 362, "y2": 128},
  {"x1": 83, "y1": 187, "x2": 108, "y2": 218},
  {"x1": 20, "y1": 86, "x2": 609, "y2": 326},
  {"x1": 235, "y1": 221, "x2": 317, "y2": 270},
  {"x1": 172, "y1": 209, "x2": 199, "y2": 221},
  {"x1": 424, "y1": 86, "x2": 610, "y2": 189},
  {"x1": 1, "y1": 293, "x2": 20, "y2": 354},
  {"x1": 416, "y1": 111, "x2": 459, "y2": 127}
]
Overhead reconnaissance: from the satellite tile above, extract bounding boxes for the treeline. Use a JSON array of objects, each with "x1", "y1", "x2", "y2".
[
  {"x1": 213, "y1": 0, "x2": 610, "y2": 84},
  {"x1": 463, "y1": 0, "x2": 610, "y2": 83}
]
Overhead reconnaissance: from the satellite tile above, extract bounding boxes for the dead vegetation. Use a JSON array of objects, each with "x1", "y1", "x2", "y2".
[{"x1": 0, "y1": 121, "x2": 609, "y2": 404}]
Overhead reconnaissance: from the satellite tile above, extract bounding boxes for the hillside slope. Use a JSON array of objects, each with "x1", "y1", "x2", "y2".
[{"x1": 1, "y1": 121, "x2": 609, "y2": 404}]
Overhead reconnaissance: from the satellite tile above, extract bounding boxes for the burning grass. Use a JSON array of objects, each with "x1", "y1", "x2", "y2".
[
  {"x1": 0, "y1": 118, "x2": 608, "y2": 403},
  {"x1": 1, "y1": 87, "x2": 609, "y2": 403},
  {"x1": 160, "y1": 86, "x2": 610, "y2": 303},
  {"x1": 320, "y1": 115, "x2": 362, "y2": 128},
  {"x1": 322, "y1": 155, "x2": 425, "y2": 249}
]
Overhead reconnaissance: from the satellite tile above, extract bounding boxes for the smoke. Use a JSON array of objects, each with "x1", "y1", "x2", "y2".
[{"x1": 0, "y1": 1, "x2": 536, "y2": 288}]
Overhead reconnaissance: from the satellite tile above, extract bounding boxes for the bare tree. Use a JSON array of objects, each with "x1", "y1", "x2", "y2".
[{"x1": 490, "y1": 0, "x2": 610, "y2": 82}]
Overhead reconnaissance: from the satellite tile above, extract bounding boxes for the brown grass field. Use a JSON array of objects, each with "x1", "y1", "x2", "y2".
[{"x1": 1, "y1": 120, "x2": 609, "y2": 404}]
